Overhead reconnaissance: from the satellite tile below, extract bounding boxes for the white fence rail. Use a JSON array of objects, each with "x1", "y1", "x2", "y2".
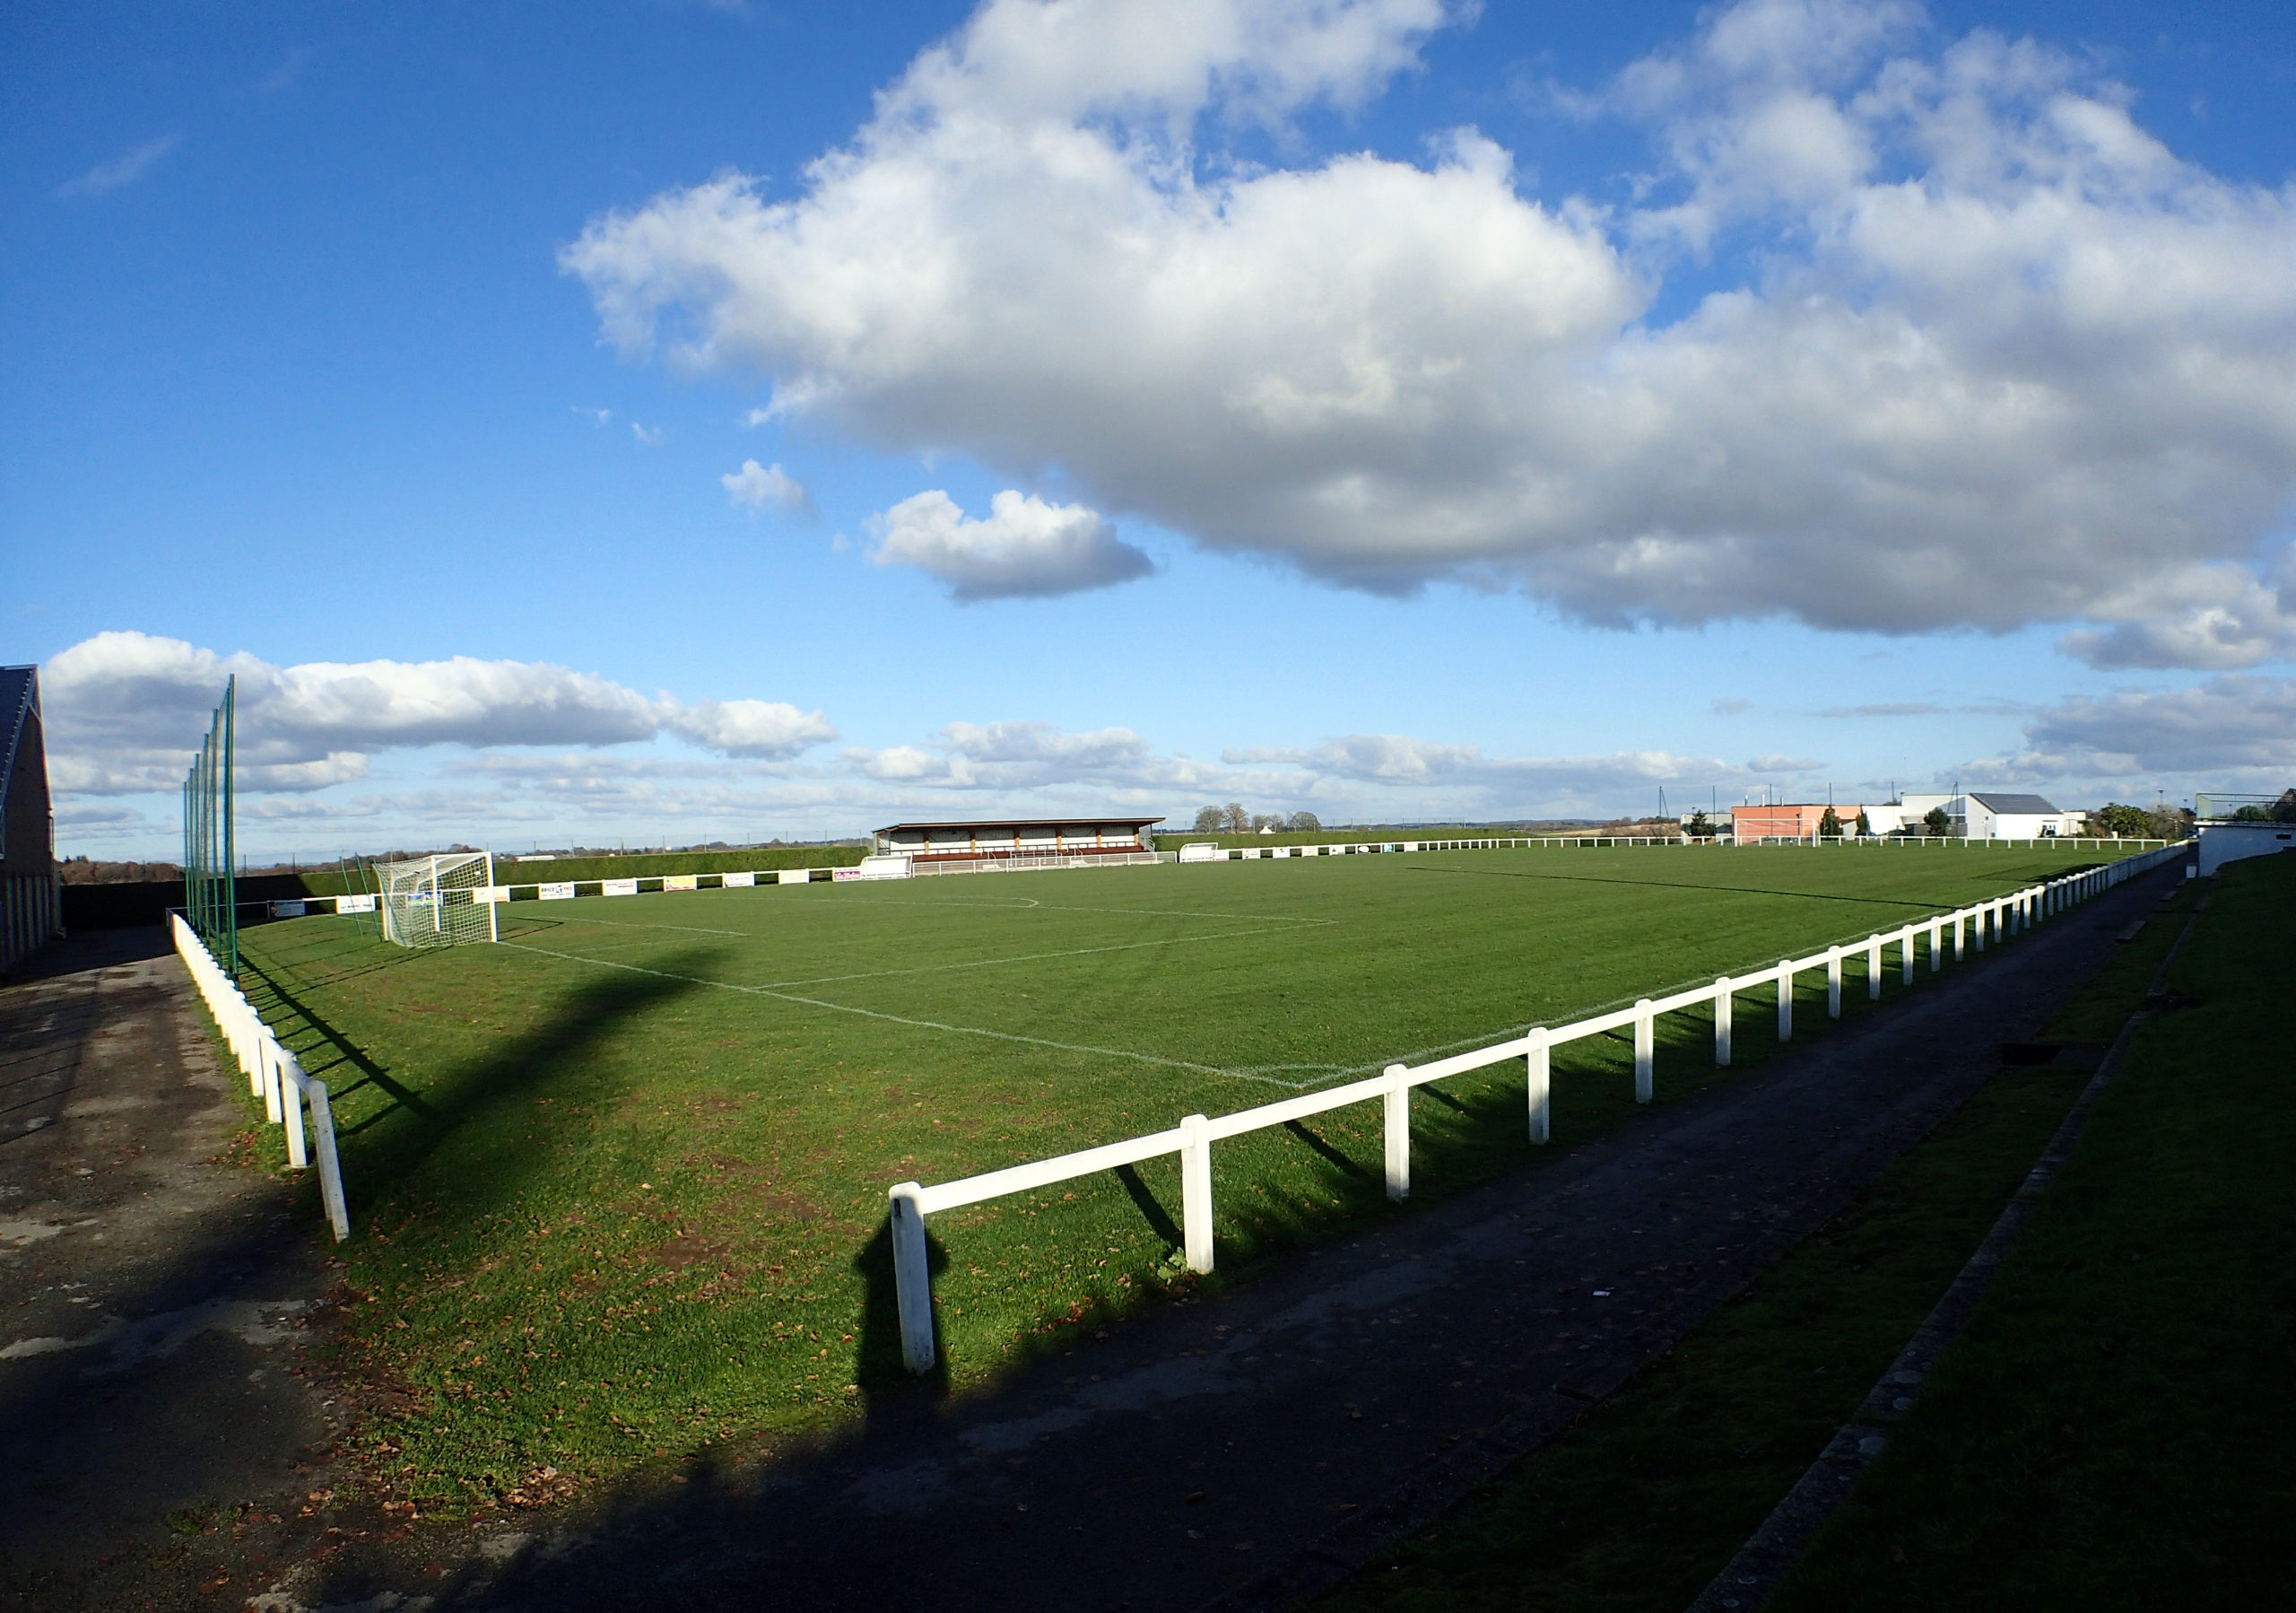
[
  {"x1": 885, "y1": 841, "x2": 2192, "y2": 1373},
  {"x1": 170, "y1": 913, "x2": 350, "y2": 1242}
]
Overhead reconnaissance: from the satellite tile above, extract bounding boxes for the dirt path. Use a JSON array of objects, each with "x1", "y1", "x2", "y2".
[
  {"x1": 6, "y1": 864, "x2": 2177, "y2": 1610},
  {"x1": 0, "y1": 930, "x2": 348, "y2": 1610}
]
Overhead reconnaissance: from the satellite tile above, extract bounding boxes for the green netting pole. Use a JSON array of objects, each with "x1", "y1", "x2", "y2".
[{"x1": 222, "y1": 676, "x2": 237, "y2": 979}]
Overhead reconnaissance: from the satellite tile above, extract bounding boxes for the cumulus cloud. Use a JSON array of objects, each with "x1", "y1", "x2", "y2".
[
  {"x1": 868, "y1": 490, "x2": 1152, "y2": 600},
  {"x1": 1961, "y1": 675, "x2": 2296, "y2": 785},
  {"x1": 57, "y1": 135, "x2": 180, "y2": 197},
  {"x1": 41, "y1": 631, "x2": 836, "y2": 795},
  {"x1": 842, "y1": 718, "x2": 1755, "y2": 817},
  {"x1": 721, "y1": 457, "x2": 813, "y2": 513},
  {"x1": 1746, "y1": 753, "x2": 1825, "y2": 772},
  {"x1": 564, "y1": 0, "x2": 2296, "y2": 665}
]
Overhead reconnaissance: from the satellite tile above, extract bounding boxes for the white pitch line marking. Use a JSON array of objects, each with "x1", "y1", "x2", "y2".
[
  {"x1": 499, "y1": 942, "x2": 1310, "y2": 1088},
  {"x1": 758, "y1": 925, "x2": 1311, "y2": 989}
]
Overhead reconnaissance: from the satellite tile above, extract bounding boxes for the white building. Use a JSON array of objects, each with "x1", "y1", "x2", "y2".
[{"x1": 1892, "y1": 792, "x2": 2083, "y2": 840}]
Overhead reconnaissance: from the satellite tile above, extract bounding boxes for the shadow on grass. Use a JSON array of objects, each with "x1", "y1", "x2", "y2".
[{"x1": 239, "y1": 937, "x2": 716, "y2": 1208}]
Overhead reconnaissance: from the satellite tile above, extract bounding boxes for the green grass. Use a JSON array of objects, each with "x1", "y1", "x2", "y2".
[
  {"x1": 224, "y1": 841, "x2": 2119, "y2": 1513},
  {"x1": 1311, "y1": 867, "x2": 2208, "y2": 1613},
  {"x1": 1769, "y1": 854, "x2": 2296, "y2": 1610}
]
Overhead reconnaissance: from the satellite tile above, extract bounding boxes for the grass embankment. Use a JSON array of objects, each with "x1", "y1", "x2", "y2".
[
  {"x1": 1315, "y1": 865, "x2": 2209, "y2": 1613},
  {"x1": 1769, "y1": 854, "x2": 2296, "y2": 1609},
  {"x1": 223, "y1": 845, "x2": 2112, "y2": 1515}
]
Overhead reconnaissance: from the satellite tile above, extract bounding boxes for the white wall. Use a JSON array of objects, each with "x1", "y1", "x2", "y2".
[{"x1": 2198, "y1": 822, "x2": 2296, "y2": 876}]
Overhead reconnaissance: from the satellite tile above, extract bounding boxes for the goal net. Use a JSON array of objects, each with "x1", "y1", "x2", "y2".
[{"x1": 378, "y1": 851, "x2": 497, "y2": 948}]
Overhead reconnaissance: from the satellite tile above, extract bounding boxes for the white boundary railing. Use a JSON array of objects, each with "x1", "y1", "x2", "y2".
[
  {"x1": 170, "y1": 912, "x2": 350, "y2": 1242},
  {"x1": 1184, "y1": 834, "x2": 2172, "y2": 860},
  {"x1": 884, "y1": 841, "x2": 2192, "y2": 1373}
]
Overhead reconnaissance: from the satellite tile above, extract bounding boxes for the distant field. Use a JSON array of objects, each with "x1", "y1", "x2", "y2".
[{"x1": 227, "y1": 841, "x2": 2125, "y2": 1512}]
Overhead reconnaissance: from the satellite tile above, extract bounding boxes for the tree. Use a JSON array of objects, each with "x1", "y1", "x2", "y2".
[
  {"x1": 1192, "y1": 806, "x2": 1224, "y2": 833},
  {"x1": 1222, "y1": 802, "x2": 1250, "y2": 833},
  {"x1": 2146, "y1": 804, "x2": 2193, "y2": 841},
  {"x1": 2276, "y1": 789, "x2": 2296, "y2": 824},
  {"x1": 2092, "y1": 803, "x2": 2151, "y2": 837},
  {"x1": 1684, "y1": 809, "x2": 1714, "y2": 839},
  {"x1": 1287, "y1": 811, "x2": 1323, "y2": 832},
  {"x1": 1855, "y1": 810, "x2": 1872, "y2": 838},
  {"x1": 1250, "y1": 814, "x2": 1283, "y2": 833},
  {"x1": 1818, "y1": 806, "x2": 1843, "y2": 839},
  {"x1": 1923, "y1": 806, "x2": 1952, "y2": 837}
]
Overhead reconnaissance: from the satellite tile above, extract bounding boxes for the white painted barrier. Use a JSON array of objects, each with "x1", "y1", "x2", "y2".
[
  {"x1": 883, "y1": 842, "x2": 2190, "y2": 1373},
  {"x1": 169, "y1": 914, "x2": 350, "y2": 1242}
]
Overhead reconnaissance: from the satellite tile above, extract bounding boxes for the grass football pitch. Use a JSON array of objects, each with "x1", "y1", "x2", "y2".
[{"x1": 227, "y1": 842, "x2": 2122, "y2": 1510}]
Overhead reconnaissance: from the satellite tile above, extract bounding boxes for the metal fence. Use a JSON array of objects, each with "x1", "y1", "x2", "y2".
[
  {"x1": 884, "y1": 841, "x2": 2193, "y2": 1373},
  {"x1": 180, "y1": 676, "x2": 237, "y2": 978}
]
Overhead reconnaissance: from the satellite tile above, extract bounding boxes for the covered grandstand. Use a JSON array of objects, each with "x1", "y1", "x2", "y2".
[{"x1": 871, "y1": 816, "x2": 1162, "y2": 875}]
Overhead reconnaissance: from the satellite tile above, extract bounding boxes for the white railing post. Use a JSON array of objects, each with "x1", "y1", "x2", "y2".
[
  {"x1": 1713, "y1": 977, "x2": 1733, "y2": 1067},
  {"x1": 1180, "y1": 1112, "x2": 1213, "y2": 1274},
  {"x1": 888, "y1": 1182, "x2": 935, "y2": 1374},
  {"x1": 1777, "y1": 959, "x2": 1795, "y2": 1042},
  {"x1": 1827, "y1": 946, "x2": 1843, "y2": 1019},
  {"x1": 1975, "y1": 905, "x2": 1988, "y2": 952},
  {"x1": 1954, "y1": 911, "x2": 1968, "y2": 961},
  {"x1": 1900, "y1": 926, "x2": 1915, "y2": 985},
  {"x1": 260, "y1": 1033, "x2": 283, "y2": 1125},
  {"x1": 305, "y1": 1079, "x2": 350, "y2": 1242},
  {"x1": 1634, "y1": 999, "x2": 1654, "y2": 1103},
  {"x1": 1526, "y1": 1029, "x2": 1550, "y2": 1144},
  {"x1": 1383, "y1": 1064, "x2": 1410, "y2": 1201},
  {"x1": 1930, "y1": 916, "x2": 1944, "y2": 972},
  {"x1": 281, "y1": 1058, "x2": 309, "y2": 1170},
  {"x1": 1866, "y1": 935, "x2": 1883, "y2": 1000}
]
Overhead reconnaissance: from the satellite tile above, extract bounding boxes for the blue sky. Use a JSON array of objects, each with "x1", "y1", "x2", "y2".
[{"x1": 6, "y1": 0, "x2": 2294, "y2": 859}]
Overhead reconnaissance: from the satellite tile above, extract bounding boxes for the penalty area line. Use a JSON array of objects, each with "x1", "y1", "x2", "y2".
[{"x1": 498, "y1": 941, "x2": 1309, "y2": 1089}]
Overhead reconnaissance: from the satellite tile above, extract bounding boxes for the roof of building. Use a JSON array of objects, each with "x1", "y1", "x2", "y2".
[
  {"x1": 1969, "y1": 792, "x2": 2061, "y2": 815},
  {"x1": 874, "y1": 816, "x2": 1163, "y2": 834},
  {"x1": 0, "y1": 666, "x2": 39, "y2": 863}
]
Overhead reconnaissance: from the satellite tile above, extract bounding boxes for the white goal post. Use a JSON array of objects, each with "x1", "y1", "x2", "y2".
[{"x1": 378, "y1": 851, "x2": 498, "y2": 948}]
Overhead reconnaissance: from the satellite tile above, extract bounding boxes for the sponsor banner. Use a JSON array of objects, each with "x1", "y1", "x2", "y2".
[
  {"x1": 778, "y1": 869, "x2": 811, "y2": 885},
  {"x1": 603, "y1": 878, "x2": 639, "y2": 896},
  {"x1": 476, "y1": 885, "x2": 509, "y2": 903},
  {"x1": 337, "y1": 894, "x2": 377, "y2": 913},
  {"x1": 664, "y1": 875, "x2": 699, "y2": 892},
  {"x1": 271, "y1": 899, "x2": 308, "y2": 918},
  {"x1": 539, "y1": 882, "x2": 576, "y2": 902},
  {"x1": 831, "y1": 868, "x2": 863, "y2": 882},
  {"x1": 1404, "y1": 841, "x2": 1420, "y2": 852},
  {"x1": 722, "y1": 871, "x2": 756, "y2": 887}
]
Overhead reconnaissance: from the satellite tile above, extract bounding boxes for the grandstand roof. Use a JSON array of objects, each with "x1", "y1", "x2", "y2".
[
  {"x1": 873, "y1": 816, "x2": 1162, "y2": 834},
  {"x1": 1969, "y1": 792, "x2": 2061, "y2": 815}
]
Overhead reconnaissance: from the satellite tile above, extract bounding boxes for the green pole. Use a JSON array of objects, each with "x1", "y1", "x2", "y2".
[{"x1": 222, "y1": 676, "x2": 237, "y2": 979}]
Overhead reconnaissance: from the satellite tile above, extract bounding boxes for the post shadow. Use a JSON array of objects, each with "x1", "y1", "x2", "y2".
[{"x1": 853, "y1": 1214, "x2": 950, "y2": 1425}]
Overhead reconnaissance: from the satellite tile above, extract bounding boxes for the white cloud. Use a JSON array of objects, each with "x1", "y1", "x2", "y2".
[
  {"x1": 40, "y1": 631, "x2": 837, "y2": 796},
  {"x1": 663, "y1": 698, "x2": 838, "y2": 756},
  {"x1": 1964, "y1": 675, "x2": 2296, "y2": 783},
  {"x1": 844, "y1": 718, "x2": 1753, "y2": 817},
  {"x1": 564, "y1": 0, "x2": 2296, "y2": 665},
  {"x1": 574, "y1": 405, "x2": 613, "y2": 426},
  {"x1": 631, "y1": 421, "x2": 665, "y2": 446},
  {"x1": 57, "y1": 135, "x2": 181, "y2": 198},
  {"x1": 868, "y1": 489, "x2": 1152, "y2": 600},
  {"x1": 1747, "y1": 753, "x2": 1825, "y2": 772},
  {"x1": 721, "y1": 458, "x2": 813, "y2": 513}
]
